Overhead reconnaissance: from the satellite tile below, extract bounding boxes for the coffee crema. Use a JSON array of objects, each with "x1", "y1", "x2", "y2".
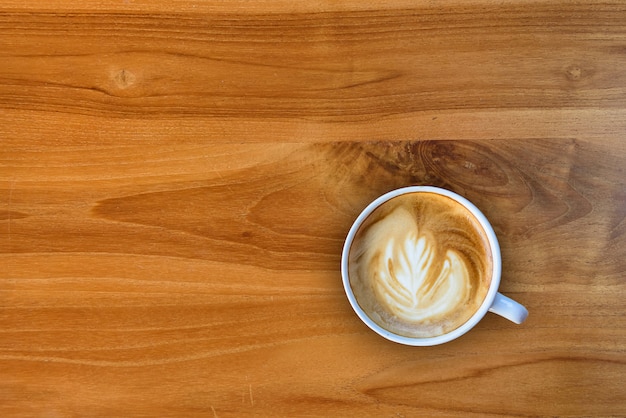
[{"x1": 348, "y1": 192, "x2": 493, "y2": 338}]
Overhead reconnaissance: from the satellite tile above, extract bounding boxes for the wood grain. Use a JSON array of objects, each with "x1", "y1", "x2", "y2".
[{"x1": 1, "y1": 1, "x2": 625, "y2": 417}]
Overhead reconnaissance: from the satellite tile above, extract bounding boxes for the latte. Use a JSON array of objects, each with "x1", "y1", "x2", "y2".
[{"x1": 347, "y1": 192, "x2": 493, "y2": 338}]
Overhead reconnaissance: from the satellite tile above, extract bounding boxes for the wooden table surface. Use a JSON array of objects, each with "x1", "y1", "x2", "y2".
[{"x1": 1, "y1": 1, "x2": 625, "y2": 416}]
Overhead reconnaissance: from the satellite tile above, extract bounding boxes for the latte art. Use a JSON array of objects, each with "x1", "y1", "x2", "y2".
[
  {"x1": 376, "y1": 228, "x2": 470, "y2": 324},
  {"x1": 348, "y1": 192, "x2": 492, "y2": 338}
]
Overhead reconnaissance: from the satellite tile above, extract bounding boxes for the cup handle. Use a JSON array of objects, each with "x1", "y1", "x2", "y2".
[{"x1": 488, "y1": 292, "x2": 528, "y2": 324}]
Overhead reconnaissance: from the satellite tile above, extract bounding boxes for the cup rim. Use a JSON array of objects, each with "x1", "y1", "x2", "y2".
[{"x1": 341, "y1": 186, "x2": 502, "y2": 346}]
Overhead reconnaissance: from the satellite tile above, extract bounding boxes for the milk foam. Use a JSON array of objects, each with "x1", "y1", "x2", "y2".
[
  {"x1": 348, "y1": 192, "x2": 492, "y2": 338},
  {"x1": 370, "y1": 208, "x2": 470, "y2": 323}
]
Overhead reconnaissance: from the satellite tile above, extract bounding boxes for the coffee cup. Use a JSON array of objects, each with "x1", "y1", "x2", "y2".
[{"x1": 341, "y1": 186, "x2": 528, "y2": 346}]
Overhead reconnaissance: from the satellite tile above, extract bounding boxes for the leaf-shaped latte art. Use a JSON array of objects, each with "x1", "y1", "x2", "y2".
[
  {"x1": 348, "y1": 193, "x2": 491, "y2": 338},
  {"x1": 374, "y1": 232, "x2": 471, "y2": 323}
]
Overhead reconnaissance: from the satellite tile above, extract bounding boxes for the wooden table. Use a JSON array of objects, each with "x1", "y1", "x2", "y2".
[{"x1": 1, "y1": 1, "x2": 625, "y2": 416}]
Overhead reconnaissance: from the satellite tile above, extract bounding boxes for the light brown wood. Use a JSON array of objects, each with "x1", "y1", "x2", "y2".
[{"x1": 1, "y1": 1, "x2": 625, "y2": 416}]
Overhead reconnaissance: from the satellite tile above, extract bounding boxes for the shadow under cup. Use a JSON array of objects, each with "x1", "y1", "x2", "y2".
[{"x1": 341, "y1": 186, "x2": 528, "y2": 346}]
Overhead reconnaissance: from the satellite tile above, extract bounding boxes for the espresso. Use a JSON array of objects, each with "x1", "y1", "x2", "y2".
[{"x1": 348, "y1": 192, "x2": 493, "y2": 338}]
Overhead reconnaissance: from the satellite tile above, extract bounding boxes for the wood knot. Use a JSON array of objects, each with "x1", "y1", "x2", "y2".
[
  {"x1": 565, "y1": 65, "x2": 583, "y2": 81},
  {"x1": 113, "y1": 69, "x2": 136, "y2": 89}
]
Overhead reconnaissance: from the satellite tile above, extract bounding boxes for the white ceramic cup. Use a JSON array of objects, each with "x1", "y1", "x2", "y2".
[{"x1": 341, "y1": 186, "x2": 528, "y2": 346}]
